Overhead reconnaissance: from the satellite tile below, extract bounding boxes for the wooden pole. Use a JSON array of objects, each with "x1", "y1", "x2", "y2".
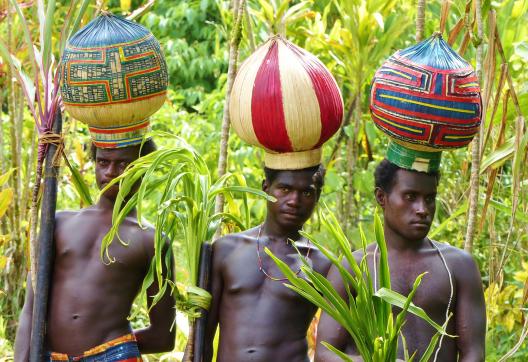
[
  {"x1": 29, "y1": 111, "x2": 62, "y2": 362},
  {"x1": 193, "y1": 243, "x2": 213, "y2": 362}
]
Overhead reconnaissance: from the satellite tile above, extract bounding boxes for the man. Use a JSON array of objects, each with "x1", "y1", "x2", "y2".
[
  {"x1": 204, "y1": 165, "x2": 332, "y2": 362},
  {"x1": 14, "y1": 140, "x2": 175, "y2": 361},
  {"x1": 315, "y1": 160, "x2": 486, "y2": 361}
]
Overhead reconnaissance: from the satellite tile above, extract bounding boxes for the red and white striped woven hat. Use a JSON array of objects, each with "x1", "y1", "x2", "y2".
[{"x1": 229, "y1": 36, "x2": 343, "y2": 170}]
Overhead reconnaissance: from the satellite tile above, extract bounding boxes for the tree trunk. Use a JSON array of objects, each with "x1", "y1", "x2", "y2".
[
  {"x1": 343, "y1": 92, "x2": 362, "y2": 232},
  {"x1": 464, "y1": 0, "x2": 485, "y2": 252},
  {"x1": 416, "y1": 0, "x2": 426, "y2": 42},
  {"x1": 213, "y1": 0, "x2": 246, "y2": 240}
]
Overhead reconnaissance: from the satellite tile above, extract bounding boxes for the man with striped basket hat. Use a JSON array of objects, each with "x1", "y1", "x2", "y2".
[{"x1": 204, "y1": 36, "x2": 344, "y2": 362}]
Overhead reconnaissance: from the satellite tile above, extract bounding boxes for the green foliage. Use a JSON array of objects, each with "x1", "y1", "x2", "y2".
[
  {"x1": 141, "y1": 0, "x2": 229, "y2": 107},
  {"x1": 101, "y1": 134, "x2": 273, "y2": 319},
  {"x1": 0, "y1": 0, "x2": 527, "y2": 359},
  {"x1": 267, "y1": 208, "x2": 448, "y2": 361}
]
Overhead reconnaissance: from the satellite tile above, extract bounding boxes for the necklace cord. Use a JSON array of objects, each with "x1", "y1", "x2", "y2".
[
  {"x1": 256, "y1": 224, "x2": 311, "y2": 282},
  {"x1": 373, "y1": 240, "x2": 454, "y2": 362}
]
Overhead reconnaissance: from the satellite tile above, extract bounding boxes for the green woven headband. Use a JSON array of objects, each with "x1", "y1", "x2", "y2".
[{"x1": 387, "y1": 141, "x2": 442, "y2": 173}]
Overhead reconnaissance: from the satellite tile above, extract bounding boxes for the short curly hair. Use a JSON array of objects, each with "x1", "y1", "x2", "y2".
[
  {"x1": 264, "y1": 164, "x2": 326, "y2": 192},
  {"x1": 374, "y1": 159, "x2": 440, "y2": 193}
]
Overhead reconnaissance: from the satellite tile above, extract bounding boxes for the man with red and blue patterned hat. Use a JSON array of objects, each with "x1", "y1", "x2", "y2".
[{"x1": 315, "y1": 34, "x2": 486, "y2": 362}]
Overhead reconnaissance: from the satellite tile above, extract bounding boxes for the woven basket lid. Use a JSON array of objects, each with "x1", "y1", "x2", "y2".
[
  {"x1": 60, "y1": 13, "x2": 168, "y2": 148},
  {"x1": 229, "y1": 36, "x2": 344, "y2": 170},
  {"x1": 386, "y1": 140, "x2": 442, "y2": 173},
  {"x1": 370, "y1": 33, "x2": 481, "y2": 158}
]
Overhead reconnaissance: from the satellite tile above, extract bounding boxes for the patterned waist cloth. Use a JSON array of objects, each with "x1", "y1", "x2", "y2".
[{"x1": 47, "y1": 333, "x2": 141, "y2": 362}]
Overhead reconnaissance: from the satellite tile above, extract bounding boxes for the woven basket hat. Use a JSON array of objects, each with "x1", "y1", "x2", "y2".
[
  {"x1": 370, "y1": 33, "x2": 481, "y2": 172},
  {"x1": 229, "y1": 36, "x2": 344, "y2": 170},
  {"x1": 60, "y1": 13, "x2": 168, "y2": 148}
]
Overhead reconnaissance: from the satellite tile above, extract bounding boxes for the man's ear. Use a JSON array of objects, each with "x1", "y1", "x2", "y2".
[
  {"x1": 316, "y1": 188, "x2": 322, "y2": 202},
  {"x1": 375, "y1": 187, "x2": 387, "y2": 208},
  {"x1": 262, "y1": 179, "x2": 269, "y2": 193}
]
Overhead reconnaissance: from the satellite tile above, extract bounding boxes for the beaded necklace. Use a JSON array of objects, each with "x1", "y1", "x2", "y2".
[{"x1": 255, "y1": 224, "x2": 312, "y2": 282}]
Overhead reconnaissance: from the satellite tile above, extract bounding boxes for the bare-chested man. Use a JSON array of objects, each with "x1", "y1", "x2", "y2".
[
  {"x1": 204, "y1": 166, "x2": 332, "y2": 362},
  {"x1": 315, "y1": 160, "x2": 486, "y2": 361},
  {"x1": 14, "y1": 140, "x2": 175, "y2": 361}
]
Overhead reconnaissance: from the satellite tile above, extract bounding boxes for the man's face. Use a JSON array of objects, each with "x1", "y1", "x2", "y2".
[
  {"x1": 95, "y1": 146, "x2": 140, "y2": 200},
  {"x1": 377, "y1": 169, "x2": 437, "y2": 242},
  {"x1": 263, "y1": 170, "x2": 320, "y2": 230}
]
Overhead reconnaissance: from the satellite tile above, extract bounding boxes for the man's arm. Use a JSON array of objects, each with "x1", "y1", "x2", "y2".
[
  {"x1": 315, "y1": 264, "x2": 359, "y2": 362},
  {"x1": 134, "y1": 241, "x2": 176, "y2": 353},
  {"x1": 454, "y1": 251, "x2": 486, "y2": 362},
  {"x1": 14, "y1": 274, "x2": 34, "y2": 362}
]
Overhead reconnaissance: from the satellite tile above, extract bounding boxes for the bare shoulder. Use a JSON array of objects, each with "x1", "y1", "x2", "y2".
[
  {"x1": 124, "y1": 217, "x2": 156, "y2": 256},
  {"x1": 429, "y1": 240, "x2": 481, "y2": 278},
  {"x1": 430, "y1": 241, "x2": 476, "y2": 264},
  {"x1": 213, "y1": 227, "x2": 258, "y2": 260},
  {"x1": 55, "y1": 209, "x2": 80, "y2": 224}
]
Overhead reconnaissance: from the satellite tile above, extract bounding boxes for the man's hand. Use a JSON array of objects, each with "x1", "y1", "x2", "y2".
[{"x1": 135, "y1": 241, "x2": 176, "y2": 354}]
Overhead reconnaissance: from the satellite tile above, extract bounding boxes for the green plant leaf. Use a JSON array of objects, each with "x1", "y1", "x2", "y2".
[
  {"x1": 320, "y1": 341, "x2": 354, "y2": 362},
  {"x1": 375, "y1": 288, "x2": 452, "y2": 336},
  {"x1": 62, "y1": 156, "x2": 93, "y2": 206},
  {"x1": 480, "y1": 137, "x2": 515, "y2": 173},
  {"x1": 0, "y1": 188, "x2": 14, "y2": 219},
  {"x1": 0, "y1": 169, "x2": 15, "y2": 187}
]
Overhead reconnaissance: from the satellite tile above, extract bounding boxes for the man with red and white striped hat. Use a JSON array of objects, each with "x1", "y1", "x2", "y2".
[{"x1": 204, "y1": 36, "x2": 344, "y2": 362}]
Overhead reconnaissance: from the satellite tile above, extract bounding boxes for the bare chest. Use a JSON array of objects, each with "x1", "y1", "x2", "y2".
[
  {"x1": 377, "y1": 254, "x2": 455, "y2": 315},
  {"x1": 222, "y1": 243, "x2": 312, "y2": 300},
  {"x1": 54, "y1": 218, "x2": 148, "y2": 274}
]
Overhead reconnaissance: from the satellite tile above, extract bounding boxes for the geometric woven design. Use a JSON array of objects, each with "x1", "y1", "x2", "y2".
[
  {"x1": 89, "y1": 120, "x2": 151, "y2": 149},
  {"x1": 60, "y1": 13, "x2": 168, "y2": 148},
  {"x1": 230, "y1": 36, "x2": 343, "y2": 169},
  {"x1": 62, "y1": 36, "x2": 167, "y2": 107},
  {"x1": 386, "y1": 140, "x2": 442, "y2": 173},
  {"x1": 370, "y1": 34, "x2": 481, "y2": 152}
]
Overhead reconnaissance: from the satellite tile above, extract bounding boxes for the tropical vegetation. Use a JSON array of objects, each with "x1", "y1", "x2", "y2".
[{"x1": 0, "y1": 0, "x2": 527, "y2": 361}]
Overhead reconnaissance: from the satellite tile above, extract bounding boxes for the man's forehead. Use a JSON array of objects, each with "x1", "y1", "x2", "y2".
[
  {"x1": 273, "y1": 170, "x2": 316, "y2": 186},
  {"x1": 393, "y1": 169, "x2": 438, "y2": 192},
  {"x1": 96, "y1": 146, "x2": 139, "y2": 159}
]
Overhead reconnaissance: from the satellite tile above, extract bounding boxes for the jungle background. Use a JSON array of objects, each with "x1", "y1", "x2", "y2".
[{"x1": 0, "y1": 0, "x2": 527, "y2": 360}]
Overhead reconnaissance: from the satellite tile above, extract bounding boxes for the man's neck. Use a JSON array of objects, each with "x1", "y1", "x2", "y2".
[
  {"x1": 262, "y1": 216, "x2": 302, "y2": 241},
  {"x1": 383, "y1": 225, "x2": 427, "y2": 253}
]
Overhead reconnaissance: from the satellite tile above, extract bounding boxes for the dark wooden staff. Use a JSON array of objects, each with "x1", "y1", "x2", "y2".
[
  {"x1": 192, "y1": 242, "x2": 213, "y2": 362},
  {"x1": 29, "y1": 111, "x2": 62, "y2": 361}
]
